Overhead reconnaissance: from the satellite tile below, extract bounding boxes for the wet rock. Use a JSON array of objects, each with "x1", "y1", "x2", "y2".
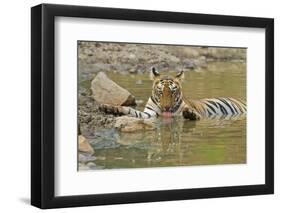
[
  {"x1": 86, "y1": 162, "x2": 97, "y2": 169},
  {"x1": 79, "y1": 135, "x2": 94, "y2": 155},
  {"x1": 117, "y1": 131, "x2": 155, "y2": 146},
  {"x1": 88, "y1": 128, "x2": 120, "y2": 150},
  {"x1": 91, "y1": 72, "x2": 136, "y2": 106},
  {"x1": 114, "y1": 116, "x2": 156, "y2": 132},
  {"x1": 79, "y1": 153, "x2": 96, "y2": 163},
  {"x1": 129, "y1": 69, "x2": 137, "y2": 74},
  {"x1": 136, "y1": 99, "x2": 144, "y2": 105}
]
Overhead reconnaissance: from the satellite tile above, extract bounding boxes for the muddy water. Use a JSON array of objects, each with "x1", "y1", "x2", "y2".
[{"x1": 81, "y1": 61, "x2": 246, "y2": 170}]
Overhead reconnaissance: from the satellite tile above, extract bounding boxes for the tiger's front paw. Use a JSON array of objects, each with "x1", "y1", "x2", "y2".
[
  {"x1": 99, "y1": 104, "x2": 124, "y2": 116},
  {"x1": 183, "y1": 108, "x2": 201, "y2": 120}
]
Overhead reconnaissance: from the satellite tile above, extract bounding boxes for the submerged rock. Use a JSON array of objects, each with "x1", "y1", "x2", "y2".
[
  {"x1": 86, "y1": 162, "x2": 97, "y2": 169},
  {"x1": 88, "y1": 128, "x2": 120, "y2": 150},
  {"x1": 78, "y1": 135, "x2": 94, "y2": 155},
  {"x1": 91, "y1": 72, "x2": 136, "y2": 106},
  {"x1": 114, "y1": 116, "x2": 156, "y2": 132},
  {"x1": 79, "y1": 153, "x2": 96, "y2": 163}
]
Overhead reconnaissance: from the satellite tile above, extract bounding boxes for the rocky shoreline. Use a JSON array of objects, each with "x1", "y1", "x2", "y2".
[
  {"x1": 78, "y1": 41, "x2": 246, "y2": 80},
  {"x1": 78, "y1": 72, "x2": 155, "y2": 169},
  {"x1": 79, "y1": 92, "x2": 116, "y2": 137}
]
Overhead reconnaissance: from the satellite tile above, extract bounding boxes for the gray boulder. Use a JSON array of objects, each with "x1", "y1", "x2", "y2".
[{"x1": 91, "y1": 72, "x2": 136, "y2": 106}]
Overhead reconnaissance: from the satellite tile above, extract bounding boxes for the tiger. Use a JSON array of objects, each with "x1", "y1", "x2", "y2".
[{"x1": 99, "y1": 67, "x2": 247, "y2": 120}]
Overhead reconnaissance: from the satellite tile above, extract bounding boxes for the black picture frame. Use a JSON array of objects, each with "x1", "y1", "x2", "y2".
[{"x1": 31, "y1": 3, "x2": 274, "y2": 209}]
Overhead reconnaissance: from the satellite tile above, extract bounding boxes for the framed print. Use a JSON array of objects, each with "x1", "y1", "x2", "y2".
[{"x1": 31, "y1": 3, "x2": 274, "y2": 209}]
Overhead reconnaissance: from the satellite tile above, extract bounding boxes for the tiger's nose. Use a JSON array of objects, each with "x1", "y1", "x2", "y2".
[{"x1": 164, "y1": 106, "x2": 172, "y2": 112}]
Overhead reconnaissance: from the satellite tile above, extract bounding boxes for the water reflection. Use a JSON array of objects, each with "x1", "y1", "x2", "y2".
[
  {"x1": 89, "y1": 115, "x2": 246, "y2": 169},
  {"x1": 146, "y1": 117, "x2": 195, "y2": 165}
]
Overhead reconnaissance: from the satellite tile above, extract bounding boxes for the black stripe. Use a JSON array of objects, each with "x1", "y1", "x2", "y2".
[
  {"x1": 208, "y1": 100, "x2": 219, "y2": 108},
  {"x1": 150, "y1": 96, "x2": 158, "y2": 106},
  {"x1": 135, "y1": 111, "x2": 138, "y2": 118},
  {"x1": 206, "y1": 109, "x2": 212, "y2": 116},
  {"x1": 226, "y1": 98, "x2": 239, "y2": 114},
  {"x1": 238, "y1": 99, "x2": 247, "y2": 107},
  {"x1": 205, "y1": 102, "x2": 217, "y2": 114},
  {"x1": 218, "y1": 98, "x2": 235, "y2": 114},
  {"x1": 144, "y1": 112, "x2": 151, "y2": 118},
  {"x1": 232, "y1": 105, "x2": 239, "y2": 114},
  {"x1": 146, "y1": 106, "x2": 155, "y2": 112},
  {"x1": 217, "y1": 102, "x2": 227, "y2": 115},
  {"x1": 172, "y1": 99, "x2": 183, "y2": 113},
  {"x1": 227, "y1": 98, "x2": 244, "y2": 113},
  {"x1": 139, "y1": 112, "x2": 142, "y2": 118},
  {"x1": 231, "y1": 102, "x2": 239, "y2": 114}
]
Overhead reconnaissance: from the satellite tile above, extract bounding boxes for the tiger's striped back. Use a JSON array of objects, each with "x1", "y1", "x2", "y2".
[{"x1": 184, "y1": 97, "x2": 246, "y2": 119}]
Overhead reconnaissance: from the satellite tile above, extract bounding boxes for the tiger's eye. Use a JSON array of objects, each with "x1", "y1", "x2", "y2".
[
  {"x1": 156, "y1": 85, "x2": 162, "y2": 90},
  {"x1": 171, "y1": 86, "x2": 177, "y2": 91}
]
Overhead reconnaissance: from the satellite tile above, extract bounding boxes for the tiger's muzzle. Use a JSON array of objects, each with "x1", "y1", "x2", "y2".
[{"x1": 160, "y1": 85, "x2": 176, "y2": 113}]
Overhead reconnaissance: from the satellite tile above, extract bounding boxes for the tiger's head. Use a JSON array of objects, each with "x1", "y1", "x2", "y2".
[{"x1": 150, "y1": 67, "x2": 184, "y2": 114}]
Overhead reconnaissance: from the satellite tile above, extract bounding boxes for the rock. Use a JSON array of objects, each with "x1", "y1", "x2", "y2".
[
  {"x1": 86, "y1": 162, "x2": 97, "y2": 169},
  {"x1": 89, "y1": 128, "x2": 120, "y2": 150},
  {"x1": 79, "y1": 135, "x2": 94, "y2": 155},
  {"x1": 183, "y1": 59, "x2": 197, "y2": 69},
  {"x1": 91, "y1": 72, "x2": 136, "y2": 106},
  {"x1": 79, "y1": 153, "x2": 96, "y2": 163},
  {"x1": 114, "y1": 116, "x2": 156, "y2": 132},
  {"x1": 78, "y1": 96, "x2": 116, "y2": 135},
  {"x1": 117, "y1": 131, "x2": 155, "y2": 146},
  {"x1": 136, "y1": 99, "x2": 144, "y2": 105},
  {"x1": 129, "y1": 69, "x2": 137, "y2": 74}
]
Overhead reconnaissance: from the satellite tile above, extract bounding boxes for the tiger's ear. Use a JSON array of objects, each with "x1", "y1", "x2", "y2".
[
  {"x1": 150, "y1": 67, "x2": 160, "y2": 80},
  {"x1": 176, "y1": 70, "x2": 185, "y2": 81}
]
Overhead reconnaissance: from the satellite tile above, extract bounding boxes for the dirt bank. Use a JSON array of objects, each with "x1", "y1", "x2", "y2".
[{"x1": 78, "y1": 41, "x2": 246, "y2": 80}]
